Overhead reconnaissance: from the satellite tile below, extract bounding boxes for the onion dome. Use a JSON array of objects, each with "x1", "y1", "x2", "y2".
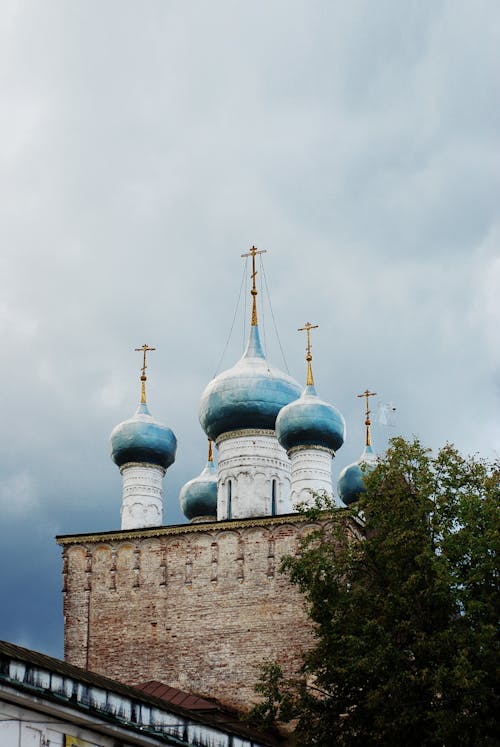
[
  {"x1": 199, "y1": 325, "x2": 301, "y2": 441},
  {"x1": 337, "y1": 389, "x2": 378, "y2": 505},
  {"x1": 276, "y1": 321, "x2": 345, "y2": 453},
  {"x1": 180, "y1": 440, "x2": 217, "y2": 521},
  {"x1": 110, "y1": 401, "x2": 177, "y2": 469},
  {"x1": 199, "y1": 247, "x2": 301, "y2": 441},
  {"x1": 337, "y1": 444, "x2": 377, "y2": 505},
  {"x1": 109, "y1": 344, "x2": 177, "y2": 469},
  {"x1": 276, "y1": 383, "x2": 345, "y2": 452}
]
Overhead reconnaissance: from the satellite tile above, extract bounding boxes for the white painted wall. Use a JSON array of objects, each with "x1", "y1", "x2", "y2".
[
  {"x1": 289, "y1": 445, "x2": 334, "y2": 508},
  {"x1": 0, "y1": 701, "x2": 101, "y2": 746},
  {"x1": 216, "y1": 430, "x2": 292, "y2": 519},
  {"x1": 1, "y1": 659, "x2": 267, "y2": 747},
  {"x1": 119, "y1": 462, "x2": 165, "y2": 530}
]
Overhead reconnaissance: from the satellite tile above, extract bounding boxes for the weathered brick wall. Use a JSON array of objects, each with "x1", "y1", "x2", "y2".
[{"x1": 59, "y1": 515, "x2": 325, "y2": 711}]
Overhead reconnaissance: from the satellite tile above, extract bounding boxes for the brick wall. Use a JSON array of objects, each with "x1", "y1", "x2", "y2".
[{"x1": 59, "y1": 515, "x2": 348, "y2": 711}]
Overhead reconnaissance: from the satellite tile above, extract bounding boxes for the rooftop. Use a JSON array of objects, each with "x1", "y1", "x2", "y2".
[{"x1": 0, "y1": 640, "x2": 284, "y2": 746}]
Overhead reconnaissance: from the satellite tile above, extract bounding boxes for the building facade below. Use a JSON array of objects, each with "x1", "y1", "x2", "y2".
[{"x1": 57, "y1": 514, "x2": 360, "y2": 712}]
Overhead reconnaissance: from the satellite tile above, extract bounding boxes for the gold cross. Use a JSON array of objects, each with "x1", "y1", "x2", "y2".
[
  {"x1": 298, "y1": 322, "x2": 319, "y2": 386},
  {"x1": 135, "y1": 344, "x2": 156, "y2": 403},
  {"x1": 241, "y1": 246, "x2": 267, "y2": 326},
  {"x1": 357, "y1": 389, "x2": 377, "y2": 446}
]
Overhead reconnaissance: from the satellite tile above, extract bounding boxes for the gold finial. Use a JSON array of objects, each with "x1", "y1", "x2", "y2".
[
  {"x1": 207, "y1": 439, "x2": 213, "y2": 462},
  {"x1": 298, "y1": 322, "x2": 319, "y2": 386},
  {"x1": 241, "y1": 245, "x2": 267, "y2": 326},
  {"x1": 135, "y1": 344, "x2": 156, "y2": 403},
  {"x1": 357, "y1": 389, "x2": 377, "y2": 447}
]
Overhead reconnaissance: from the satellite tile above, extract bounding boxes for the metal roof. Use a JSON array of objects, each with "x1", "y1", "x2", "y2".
[{"x1": 0, "y1": 640, "x2": 283, "y2": 746}]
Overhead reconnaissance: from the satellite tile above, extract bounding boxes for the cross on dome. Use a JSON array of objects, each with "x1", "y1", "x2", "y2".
[
  {"x1": 298, "y1": 322, "x2": 319, "y2": 386},
  {"x1": 241, "y1": 246, "x2": 267, "y2": 326},
  {"x1": 357, "y1": 389, "x2": 377, "y2": 447},
  {"x1": 135, "y1": 344, "x2": 156, "y2": 403}
]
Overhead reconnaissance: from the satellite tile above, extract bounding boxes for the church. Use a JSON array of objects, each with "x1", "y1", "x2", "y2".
[{"x1": 56, "y1": 247, "x2": 375, "y2": 713}]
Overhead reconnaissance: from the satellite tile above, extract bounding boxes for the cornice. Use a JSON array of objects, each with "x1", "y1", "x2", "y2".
[
  {"x1": 216, "y1": 429, "x2": 275, "y2": 446},
  {"x1": 288, "y1": 444, "x2": 334, "y2": 457},
  {"x1": 55, "y1": 512, "x2": 322, "y2": 546}
]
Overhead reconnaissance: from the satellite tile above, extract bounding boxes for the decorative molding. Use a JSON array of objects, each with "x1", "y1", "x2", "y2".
[
  {"x1": 133, "y1": 545, "x2": 141, "y2": 588},
  {"x1": 288, "y1": 444, "x2": 334, "y2": 457},
  {"x1": 159, "y1": 541, "x2": 167, "y2": 588},
  {"x1": 190, "y1": 515, "x2": 217, "y2": 524},
  {"x1": 210, "y1": 541, "x2": 218, "y2": 583},
  {"x1": 119, "y1": 461, "x2": 166, "y2": 476},
  {"x1": 110, "y1": 547, "x2": 117, "y2": 591},
  {"x1": 236, "y1": 537, "x2": 245, "y2": 581},
  {"x1": 215, "y1": 428, "x2": 275, "y2": 446},
  {"x1": 56, "y1": 511, "x2": 351, "y2": 546},
  {"x1": 120, "y1": 463, "x2": 165, "y2": 531},
  {"x1": 267, "y1": 537, "x2": 275, "y2": 578}
]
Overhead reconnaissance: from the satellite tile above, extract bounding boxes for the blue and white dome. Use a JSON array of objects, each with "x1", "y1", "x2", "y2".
[
  {"x1": 276, "y1": 383, "x2": 345, "y2": 453},
  {"x1": 199, "y1": 325, "x2": 301, "y2": 442},
  {"x1": 337, "y1": 444, "x2": 377, "y2": 505},
  {"x1": 110, "y1": 401, "x2": 177, "y2": 469},
  {"x1": 179, "y1": 443, "x2": 217, "y2": 521}
]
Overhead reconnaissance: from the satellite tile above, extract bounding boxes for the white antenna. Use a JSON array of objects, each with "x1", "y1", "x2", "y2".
[{"x1": 378, "y1": 401, "x2": 397, "y2": 428}]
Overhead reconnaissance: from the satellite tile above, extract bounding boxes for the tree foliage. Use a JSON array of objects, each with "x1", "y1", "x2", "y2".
[{"x1": 252, "y1": 438, "x2": 499, "y2": 746}]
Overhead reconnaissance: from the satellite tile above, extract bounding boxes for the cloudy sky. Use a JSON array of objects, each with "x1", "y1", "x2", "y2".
[{"x1": 1, "y1": 0, "x2": 499, "y2": 658}]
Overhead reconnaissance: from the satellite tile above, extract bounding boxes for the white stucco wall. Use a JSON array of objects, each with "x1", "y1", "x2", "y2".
[
  {"x1": 289, "y1": 445, "x2": 334, "y2": 508},
  {"x1": 119, "y1": 462, "x2": 165, "y2": 530},
  {"x1": 0, "y1": 699, "x2": 105, "y2": 747},
  {"x1": 216, "y1": 429, "x2": 292, "y2": 519}
]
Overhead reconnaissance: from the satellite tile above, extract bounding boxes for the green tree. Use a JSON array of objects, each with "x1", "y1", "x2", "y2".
[{"x1": 252, "y1": 438, "x2": 499, "y2": 746}]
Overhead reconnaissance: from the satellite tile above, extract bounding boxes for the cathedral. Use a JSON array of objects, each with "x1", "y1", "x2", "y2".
[{"x1": 56, "y1": 247, "x2": 375, "y2": 712}]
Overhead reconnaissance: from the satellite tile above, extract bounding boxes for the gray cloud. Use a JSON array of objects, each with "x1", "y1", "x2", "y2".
[{"x1": 1, "y1": 0, "x2": 499, "y2": 656}]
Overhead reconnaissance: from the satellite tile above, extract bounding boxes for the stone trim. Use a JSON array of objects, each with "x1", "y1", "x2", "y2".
[
  {"x1": 215, "y1": 428, "x2": 275, "y2": 446},
  {"x1": 56, "y1": 512, "x2": 336, "y2": 546},
  {"x1": 288, "y1": 444, "x2": 334, "y2": 457}
]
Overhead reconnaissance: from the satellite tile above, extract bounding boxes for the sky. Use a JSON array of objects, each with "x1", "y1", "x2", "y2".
[{"x1": 1, "y1": 0, "x2": 499, "y2": 658}]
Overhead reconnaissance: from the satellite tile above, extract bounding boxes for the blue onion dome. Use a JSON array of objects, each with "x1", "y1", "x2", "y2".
[
  {"x1": 337, "y1": 444, "x2": 377, "y2": 506},
  {"x1": 110, "y1": 401, "x2": 177, "y2": 469},
  {"x1": 276, "y1": 321, "x2": 345, "y2": 453},
  {"x1": 199, "y1": 325, "x2": 302, "y2": 442},
  {"x1": 179, "y1": 441, "x2": 217, "y2": 522},
  {"x1": 110, "y1": 348, "x2": 177, "y2": 469},
  {"x1": 276, "y1": 383, "x2": 346, "y2": 453}
]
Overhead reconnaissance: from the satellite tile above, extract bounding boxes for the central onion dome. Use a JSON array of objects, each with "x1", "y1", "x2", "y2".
[
  {"x1": 110, "y1": 401, "x2": 177, "y2": 469},
  {"x1": 276, "y1": 383, "x2": 345, "y2": 452},
  {"x1": 199, "y1": 324, "x2": 301, "y2": 441},
  {"x1": 179, "y1": 440, "x2": 217, "y2": 521}
]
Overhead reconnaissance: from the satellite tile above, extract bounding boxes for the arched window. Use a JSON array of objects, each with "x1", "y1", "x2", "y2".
[
  {"x1": 227, "y1": 479, "x2": 232, "y2": 520},
  {"x1": 271, "y1": 479, "x2": 277, "y2": 516}
]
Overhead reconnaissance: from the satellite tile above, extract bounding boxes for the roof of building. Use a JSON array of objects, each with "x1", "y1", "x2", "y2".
[
  {"x1": 135, "y1": 680, "x2": 278, "y2": 740},
  {"x1": 0, "y1": 640, "x2": 284, "y2": 746},
  {"x1": 137, "y1": 681, "x2": 219, "y2": 711}
]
